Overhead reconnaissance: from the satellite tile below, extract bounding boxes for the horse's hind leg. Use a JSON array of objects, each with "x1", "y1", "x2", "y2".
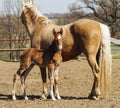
[
  {"x1": 87, "y1": 55, "x2": 101, "y2": 100},
  {"x1": 20, "y1": 64, "x2": 35, "y2": 100}
]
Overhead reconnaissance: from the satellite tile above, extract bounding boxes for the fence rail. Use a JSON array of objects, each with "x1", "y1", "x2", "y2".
[
  {"x1": 0, "y1": 38, "x2": 30, "y2": 41},
  {"x1": 0, "y1": 37, "x2": 120, "y2": 61},
  {"x1": 0, "y1": 48, "x2": 28, "y2": 51},
  {"x1": 111, "y1": 37, "x2": 120, "y2": 45},
  {"x1": 0, "y1": 38, "x2": 31, "y2": 61}
]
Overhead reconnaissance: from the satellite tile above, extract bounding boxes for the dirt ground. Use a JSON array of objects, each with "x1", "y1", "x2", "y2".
[{"x1": 0, "y1": 59, "x2": 120, "y2": 108}]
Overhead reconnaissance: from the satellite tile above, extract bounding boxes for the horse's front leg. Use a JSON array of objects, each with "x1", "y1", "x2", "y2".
[
  {"x1": 40, "y1": 67, "x2": 48, "y2": 100},
  {"x1": 21, "y1": 64, "x2": 35, "y2": 100},
  {"x1": 48, "y1": 65, "x2": 56, "y2": 100},
  {"x1": 54, "y1": 66, "x2": 61, "y2": 100}
]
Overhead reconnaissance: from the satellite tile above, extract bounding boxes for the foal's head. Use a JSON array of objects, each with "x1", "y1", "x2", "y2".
[{"x1": 53, "y1": 28, "x2": 63, "y2": 51}]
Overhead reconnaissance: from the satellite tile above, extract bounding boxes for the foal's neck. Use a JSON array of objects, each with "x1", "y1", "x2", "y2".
[{"x1": 47, "y1": 41, "x2": 62, "y2": 55}]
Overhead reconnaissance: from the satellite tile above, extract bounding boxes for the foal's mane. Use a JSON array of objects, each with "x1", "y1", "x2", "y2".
[{"x1": 37, "y1": 40, "x2": 59, "y2": 53}]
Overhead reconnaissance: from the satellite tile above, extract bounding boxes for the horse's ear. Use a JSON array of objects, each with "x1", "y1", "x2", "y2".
[
  {"x1": 29, "y1": 0, "x2": 34, "y2": 4},
  {"x1": 53, "y1": 28, "x2": 56, "y2": 36},
  {"x1": 60, "y1": 28, "x2": 63, "y2": 35}
]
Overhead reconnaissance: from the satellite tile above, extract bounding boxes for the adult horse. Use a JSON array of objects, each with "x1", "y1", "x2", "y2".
[{"x1": 20, "y1": 0, "x2": 112, "y2": 100}]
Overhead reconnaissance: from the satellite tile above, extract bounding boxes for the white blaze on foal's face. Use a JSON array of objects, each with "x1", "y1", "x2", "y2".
[{"x1": 57, "y1": 35, "x2": 62, "y2": 50}]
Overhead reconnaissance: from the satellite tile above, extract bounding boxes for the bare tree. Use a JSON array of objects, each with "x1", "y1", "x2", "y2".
[
  {"x1": 69, "y1": 0, "x2": 120, "y2": 37},
  {"x1": 2, "y1": 0, "x2": 14, "y2": 60},
  {"x1": 0, "y1": 0, "x2": 30, "y2": 61}
]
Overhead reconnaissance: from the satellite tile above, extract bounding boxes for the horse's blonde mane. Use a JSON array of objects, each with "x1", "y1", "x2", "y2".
[{"x1": 36, "y1": 15, "x2": 54, "y2": 25}]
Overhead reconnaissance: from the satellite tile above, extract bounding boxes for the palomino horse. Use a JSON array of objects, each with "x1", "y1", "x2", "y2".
[
  {"x1": 20, "y1": 0, "x2": 112, "y2": 100},
  {"x1": 12, "y1": 28, "x2": 63, "y2": 100}
]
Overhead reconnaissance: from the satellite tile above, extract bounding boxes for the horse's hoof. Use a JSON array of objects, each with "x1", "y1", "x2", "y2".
[
  {"x1": 92, "y1": 96, "x2": 99, "y2": 100},
  {"x1": 88, "y1": 94, "x2": 99, "y2": 100}
]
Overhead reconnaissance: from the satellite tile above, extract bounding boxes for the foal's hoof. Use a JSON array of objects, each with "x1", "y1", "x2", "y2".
[
  {"x1": 12, "y1": 96, "x2": 16, "y2": 100},
  {"x1": 56, "y1": 96, "x2": 61, "y2": 100},
  {"x1": 24, "y1": 96, "x2": 28, "y2": 100},
  {"x1": 41, "y1": 94, "x2": 47, "y2": 100},
  {"x1": 51, "y1": 97, "x2": 56, "y2": 101}
]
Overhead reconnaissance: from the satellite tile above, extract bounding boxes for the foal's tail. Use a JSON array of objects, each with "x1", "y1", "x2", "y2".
[{"x1": 99, "y1": 23, "x2": 112, "y2": 98}]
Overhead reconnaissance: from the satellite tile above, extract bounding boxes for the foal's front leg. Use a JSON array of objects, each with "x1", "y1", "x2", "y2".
[
  {"x1": 48, "y1": 65, "x2": 56, "y2": 100},
  {"x1": 54, "y1": 66, "x2": 61, "y2": 100}
]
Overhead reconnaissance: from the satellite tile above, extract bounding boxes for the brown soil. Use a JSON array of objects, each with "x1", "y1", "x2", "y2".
[{"x1": 0, "y1": 59, "x2": 120, "y2": 108}]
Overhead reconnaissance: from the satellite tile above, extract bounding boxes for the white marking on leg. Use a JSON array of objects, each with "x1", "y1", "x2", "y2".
[
  {"x1": 12, "y1": 90, "x2": 16, "y2": 100},
  {"x1": 12, "y1": 73, "x2": 18, "y2": 100},
  {"x1": 24, "y1": 96, "x2": 28, "y2": 100},
  {"x1": 54, "y1": 67, "x2": 59, "y2": 78},
  {"x1": 50, "y1": 83, "x2": 56, "y2": 100},
  {"x1": 54, "y1": 67, "x2": 61, "y2": 100},
  {"x1": 41, "y1": 85, "x2": 48, "y2": 100}
]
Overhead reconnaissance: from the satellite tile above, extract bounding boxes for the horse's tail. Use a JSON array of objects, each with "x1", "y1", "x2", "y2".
[{"x1": 99, "y1": 23, "x2": 112, "y2": 98}]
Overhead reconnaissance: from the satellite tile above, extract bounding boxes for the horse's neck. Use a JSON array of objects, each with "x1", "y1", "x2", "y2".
[{"x1": 25, "y1": 15, "x2": 36, "y2": 38}]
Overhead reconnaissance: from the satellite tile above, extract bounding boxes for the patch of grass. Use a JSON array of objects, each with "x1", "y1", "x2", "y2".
[
  {"x1": 78, "y1": 43, "x2": 120, "y2": 60},
  {"x1": 111, "y1": 43, "x2": 120, "y2": 59}
]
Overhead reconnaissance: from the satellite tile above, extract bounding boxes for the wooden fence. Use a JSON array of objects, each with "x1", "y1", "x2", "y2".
[
  {"x1": 0, "y1": 37, "x2": 120, "y2": 61},
  {"x1": 0, "y1": 38, "x2": 31, "y2": 61}
]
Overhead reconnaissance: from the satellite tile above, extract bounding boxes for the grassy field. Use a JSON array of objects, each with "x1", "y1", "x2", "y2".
[
  {"x1": 78, "y1": 43, "x2": 120, "y2": 60},
  {"x1": 111, "y1": 43, "x2": 120, "y2": 59}
]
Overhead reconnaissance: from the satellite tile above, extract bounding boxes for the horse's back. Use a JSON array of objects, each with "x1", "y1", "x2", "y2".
[{"x1": 73, "y1": 19, "x2": 100, "y2": 35}]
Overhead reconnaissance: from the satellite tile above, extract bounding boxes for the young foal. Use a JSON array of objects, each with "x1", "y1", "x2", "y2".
[{"x1": 12, "y1": 28, "x2": 63, "y2": 100}]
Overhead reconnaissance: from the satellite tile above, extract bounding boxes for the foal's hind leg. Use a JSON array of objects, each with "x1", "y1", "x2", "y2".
[
  {"x1": 12, "y1": 68, "x2": 24, "y2": 100},
  {"x1": 20, "y1": 64, "x2": 35, "y2": 100},
  {"x1": 87, "y1": 55, "x2": 101, "y2": 100}
]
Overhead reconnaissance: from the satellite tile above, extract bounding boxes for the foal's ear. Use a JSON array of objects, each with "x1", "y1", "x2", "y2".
[
  {"x1": 53, "y1": 28, "x2": 56, "y2": 36},
  {"x1": 60, "y1": 28, "x2": 63, "y2": 35}
]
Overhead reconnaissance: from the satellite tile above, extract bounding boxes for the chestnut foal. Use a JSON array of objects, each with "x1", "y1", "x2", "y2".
[{"x1": 12, "y1": 28, "x2": 63, "y2": 100}]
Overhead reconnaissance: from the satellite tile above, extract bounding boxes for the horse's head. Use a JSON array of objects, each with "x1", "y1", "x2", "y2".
[
  {"x1": 20, "y1": 0, "x2": 42, "y2": 25},
  {"x1": 53, "y1": 28, "x2": 63, "y2": 51}
]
